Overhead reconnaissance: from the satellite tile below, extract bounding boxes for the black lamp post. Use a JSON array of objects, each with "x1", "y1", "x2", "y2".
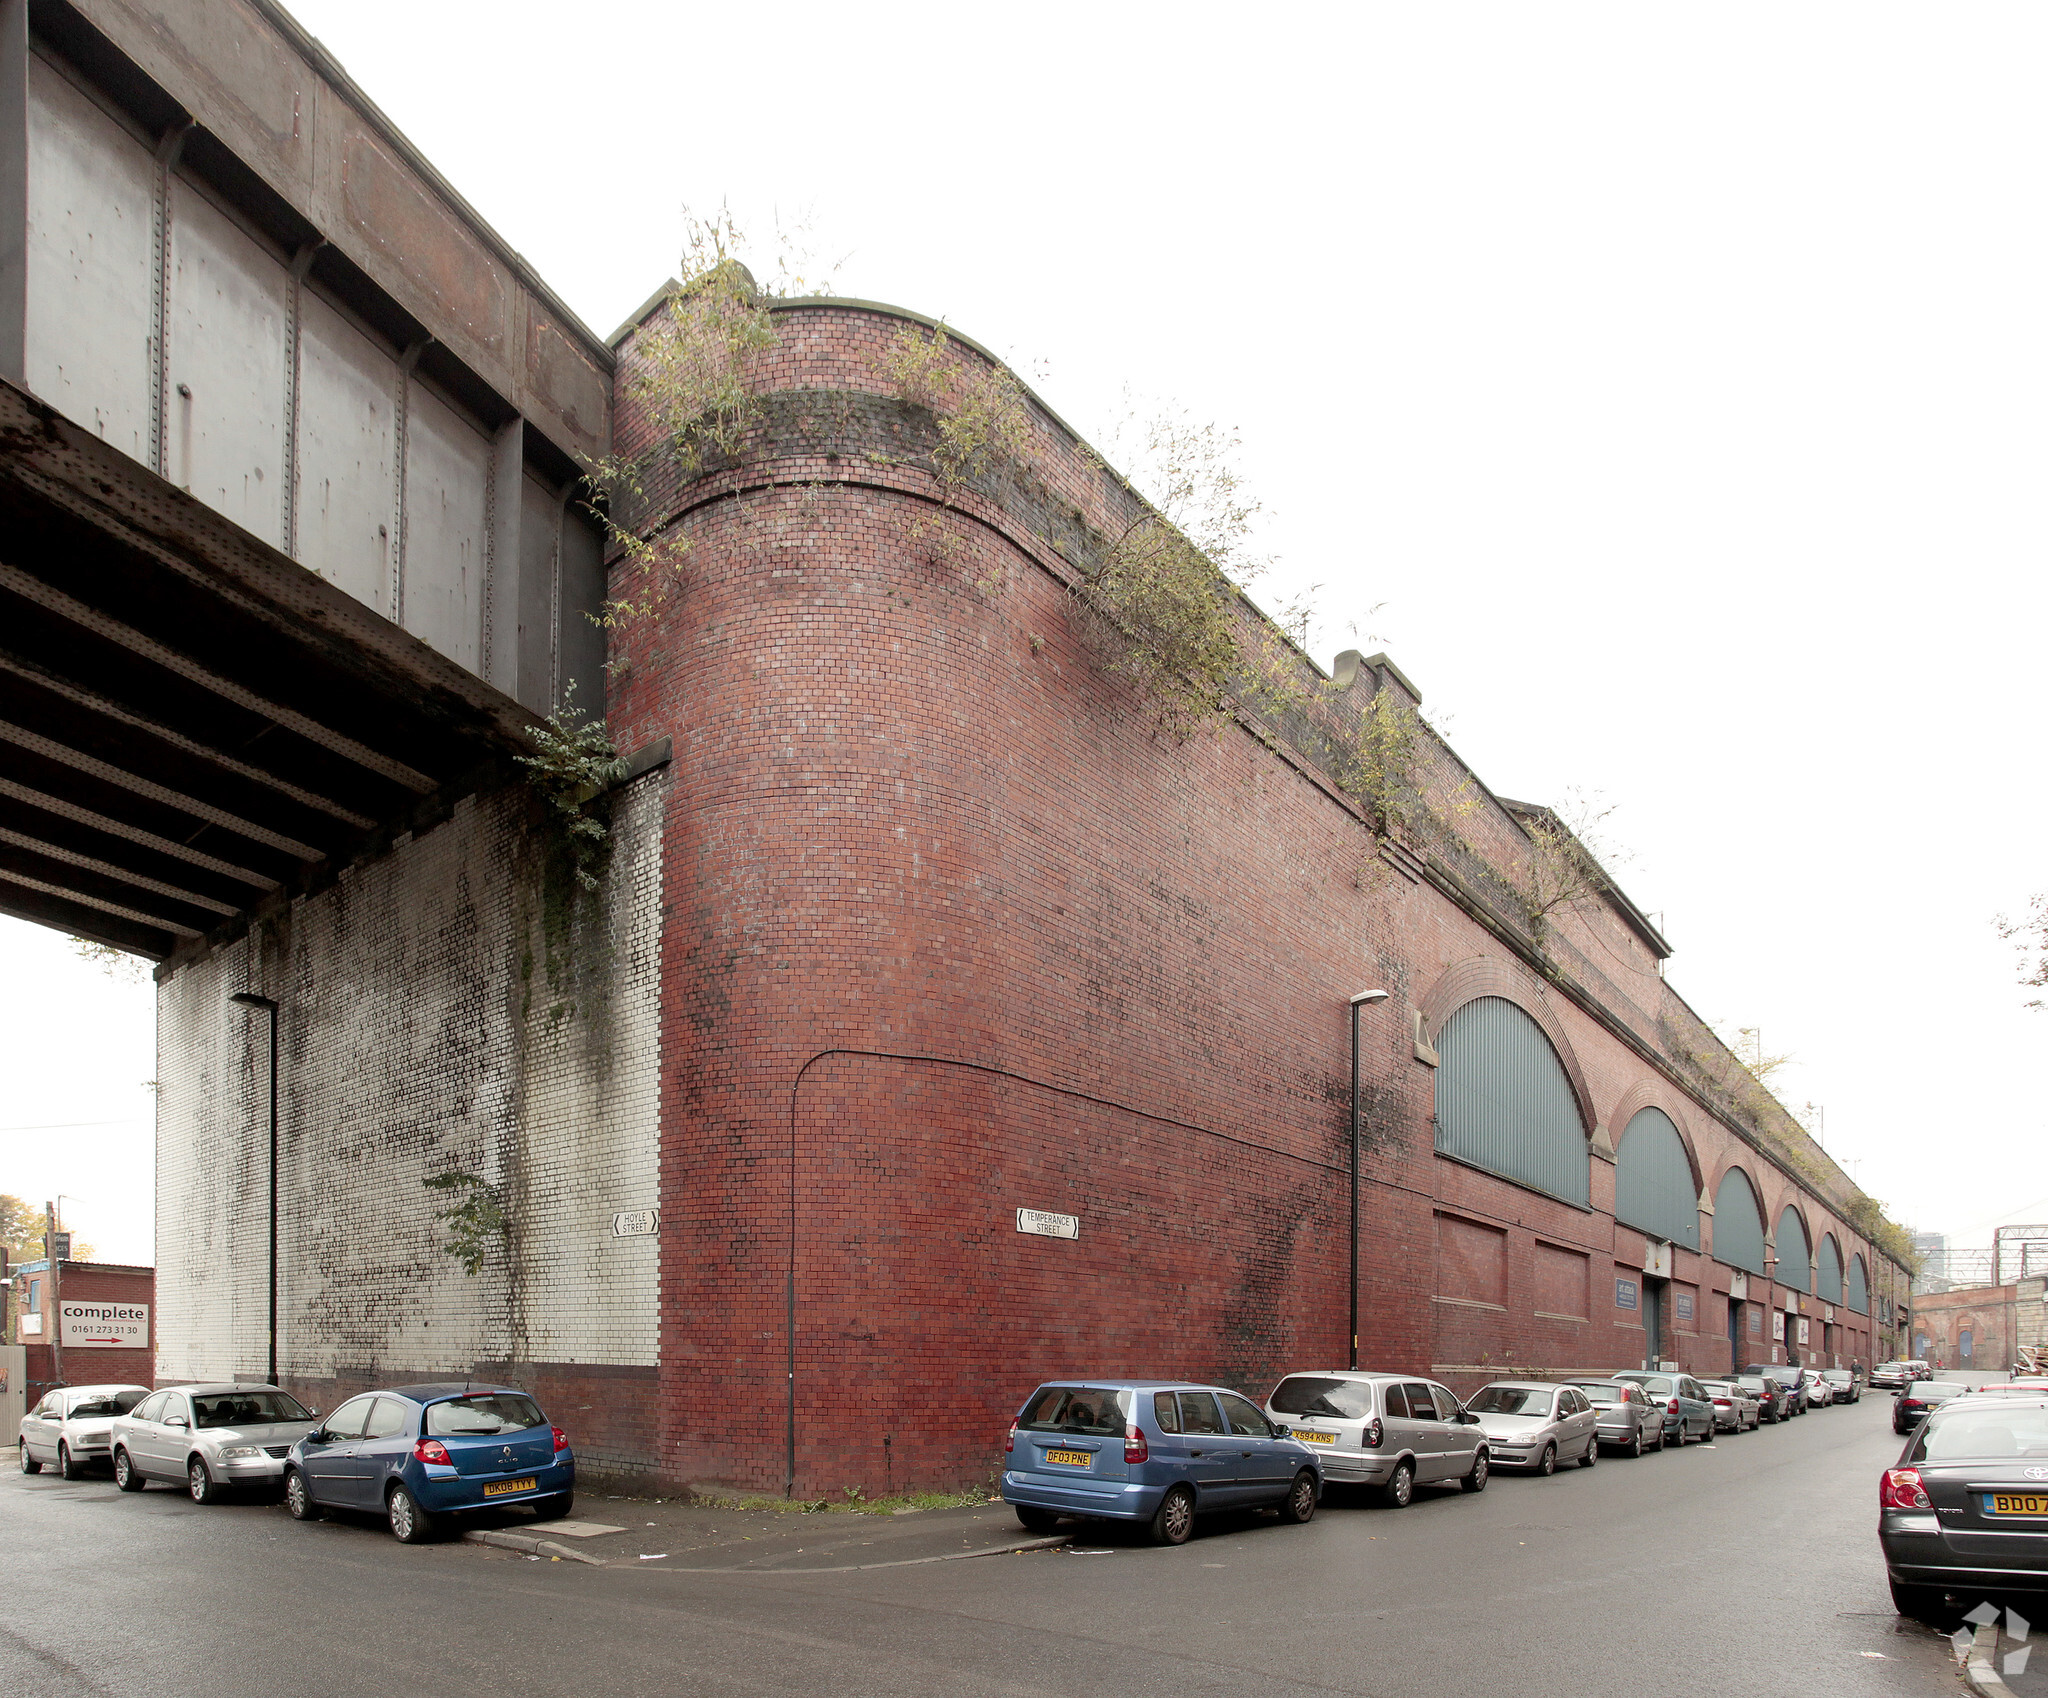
[
  {"x1": 230, "y1": 991, "x2": 280, "y2": 1385},
  {"x1": 1348, "y1": 989, "x2": 1390, "y2": 1370}
]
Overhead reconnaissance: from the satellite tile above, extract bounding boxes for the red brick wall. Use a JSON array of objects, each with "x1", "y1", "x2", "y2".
[
  {"x1": 23, "y1": 1262, "x2": 154, "y2": 1400},
  {"x1": 604, "y1": 299, "x2": 1903, "y2": 1494}
]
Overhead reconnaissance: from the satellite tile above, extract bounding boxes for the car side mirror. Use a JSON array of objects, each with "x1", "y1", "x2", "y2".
[
  {"x1": 305, "y1": 1428, "x2": 326, "y2": 1443},
  {"x1": 165, "y1": 1416, "x2": 188, "y2": 1429},
  {"x1": 1459, "y1": 1411, "x2": 1479, "y2": 1425}
]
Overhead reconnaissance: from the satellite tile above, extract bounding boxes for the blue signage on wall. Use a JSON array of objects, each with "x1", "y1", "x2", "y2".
[
  {"x1": 1616, "y1": 1277, "x2": 1639, "y2": 1311},
  {"x1": 1675, "y1": 1291, "x2": 1694, "y2": 1322}
]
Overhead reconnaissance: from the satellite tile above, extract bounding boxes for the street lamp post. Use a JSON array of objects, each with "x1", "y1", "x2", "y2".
[
  {"x1": 1348, "y1": 989, "x2": 1390, "y2": 1371},
  {"x1": 230, "y1": 992, "x2": 280, "y2": 1385}
]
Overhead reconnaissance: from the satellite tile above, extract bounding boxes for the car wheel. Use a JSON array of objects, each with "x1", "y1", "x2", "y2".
[
  {"x1": 1015, "y1": 1505, "x2": 1060, "y2": 1534},
  {"x1": 1381, "y1": 1461, "x2": 1415, "y2": 1507},
  {"x1": 1630, "y1": 1426, "x2": 1645, "y2": 1458},
  {"x1": 188, "y1": 1457, "x2": 219, "y2": 1504},
  {"x1": 1149, "y1": 1484, "x2": 1196, "y2": 1546},
  {"x1": 1888, "y1": 1576, "x2": 1951, "y2": 1624},
  {"x1": 1280, "y1": 1470, "x2": 1318, "y2": 1524},
  {"x1": 59, "y1": 1442, "x2": 84, "y2": 1481},
  {"x1": 1535, "y1": 1444, "x2": 1556, "y2": 1478},
  {"x1": 388, "y1": 1483, "x2": 436, "y2": 1544},
  {"x1": 18, "y1": 1443, "x2": 41, "y2": 1475},
  {"x1": 284, "y1": 1468, "x2": 320, "y2": 1521},
  {"x1": 533, "y1": 1490, "x2": 575, "y2": 1522},
  {"x1": 113, "y1": 1449, "x2": 145, "y2": 1492},
  {"x1": 1461, "y1": 1449, "x2": 1489, "y2": 1493},
  {"x1": 1578, "y1": 1437, "x2": 1597, "y2": 1468}
]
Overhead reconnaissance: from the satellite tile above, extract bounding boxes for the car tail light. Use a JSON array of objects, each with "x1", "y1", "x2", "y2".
[
  {"x1": 551, "y1": 1426, "x2": 570, "y2": 1453},
  {"x1": 1005, "y1": 1421, "x2": 1016, "y2": 1454},
  {"x1": 413, "y1": 1439, "x2": 452, "y2": 1466},
  {"x1": 1668, "y1": 1398, "x2": 1681, "y2": 1414},
  {"x1": 1881, "y1": 1467, "x2": 1931, "y2": 1510},
  {"x1": 1364, "y1": 1418, "x2": 1384, "y2": 1450},
  {"x1": 1124, "y1": 1423, "x2": 1148, "y2": 1465}
]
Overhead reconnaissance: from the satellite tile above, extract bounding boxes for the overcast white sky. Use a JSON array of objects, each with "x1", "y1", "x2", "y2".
[{"x1": 5, "y1": 1, "x2": 2045, "y2": 1269}]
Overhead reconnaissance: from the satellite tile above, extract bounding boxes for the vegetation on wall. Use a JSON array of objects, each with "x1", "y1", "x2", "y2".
[
  {"x1": 422, "y1": 1169, "x2": 506, "y2": 1277},
  {"x1": 516, "y1": 683, "x2": 628, "y2": 893},
  {"x1": 1996, "y1": 893, "x2": 2048, "y2": 1010}
]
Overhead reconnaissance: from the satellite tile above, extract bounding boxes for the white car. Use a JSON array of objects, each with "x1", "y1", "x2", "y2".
[
  {"x1": 18, "y1": 1383, "x2": 151, "y2": 1478},
  {"x1": 109, "y1": 1383, "x2": 319, "y2": 1501},
  {"x1": 1807, "y1": 1376, "x2": 1835, "y2": 1408}
]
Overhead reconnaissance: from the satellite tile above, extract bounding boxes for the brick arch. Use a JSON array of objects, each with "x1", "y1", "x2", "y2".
[
  {"x1": 1606, "y1": 1081, "x2": 1705, "y2": 1191},
  {"x1": 1418, "y1": 956, "x2": 1596, "y2": 1136}
]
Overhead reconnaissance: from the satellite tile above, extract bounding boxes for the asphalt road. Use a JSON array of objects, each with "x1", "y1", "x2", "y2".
[{"x1": 4, "y1": 1396, "x2": 1968, "y2": 1698}]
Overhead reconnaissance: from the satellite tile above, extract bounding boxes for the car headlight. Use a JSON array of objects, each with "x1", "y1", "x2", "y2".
[{"x1": 217, "y1": 1446, "x2": 261, "y2": 1461}]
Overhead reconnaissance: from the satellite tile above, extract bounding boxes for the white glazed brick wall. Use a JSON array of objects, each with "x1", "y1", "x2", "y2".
[{"x1": 155, "y1": 772, "x2": 665, "y2": 1384}]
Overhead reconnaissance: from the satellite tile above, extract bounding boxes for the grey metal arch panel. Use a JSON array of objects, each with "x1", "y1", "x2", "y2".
[
  {"x1": 1847, "y1": 1254, "x2": 1869, "y2": 1315},
  {"x1": 1614, "y1": 1108, "x2": 1700, "y2": 1249},
  {"x1": 1433, "y1": 996, "x2": 1590, "y2": 1207},
  {"x1": 1777, "y1": 1208, "x2": 1811, "y2": 1292},
  {"x1": 1712, "y1": 1169, "x2": 1767, "y2": 1274},
  {"x1": 1816, "y1": 1235, "x2": 1844, "y2": 1303}
]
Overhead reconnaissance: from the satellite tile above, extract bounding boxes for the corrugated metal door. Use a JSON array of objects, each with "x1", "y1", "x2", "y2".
[
  {"x1": 1614, "y1": 1108, "x2": 1700, "y2": 1249},
  {"x1": 1433, "y1": 996, "x2": 1589, "y2": 1206},
  {"x1": 1815, "y1": 1235, "x2": 1844, "y2": 1304},
  {"x1": 1711, "y1": 1169, "x2": 1767, "y2": 1274},
  {"x1": 1776, "y1": 1209, "x2": 1812, "y2": 1292},
  {"x1": 1846, "y1": 1255, "x2": 1869, "y2": 1315}
]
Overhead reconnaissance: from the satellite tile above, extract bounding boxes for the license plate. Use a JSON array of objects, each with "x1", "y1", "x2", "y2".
[
  {"x1": 482, "y1": 1477, "x2": 537, "y2": 1497},
  {"x1": 1985, "y1": 1493, "x2": 2048, "y2": 1517},
  {"x1": 1042, "y1": 1449, "x2": 1091, "y2": 1468},
  {"x1": 1290, "y1": 1430, "x2": 1337, "y2": 1445}
]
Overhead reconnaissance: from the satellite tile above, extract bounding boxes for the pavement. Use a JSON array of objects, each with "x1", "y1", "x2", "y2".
[{"x1": 0, "y1": 1393, "x2": 1988, "y2": 1698}]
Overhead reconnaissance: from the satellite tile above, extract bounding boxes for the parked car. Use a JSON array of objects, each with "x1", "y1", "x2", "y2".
[
  {"x1": 1613, "y1": 1371, "x2": 1718, "y2": 1444},
  {"x1": 1902, "y1": 1360, "x2": 1934, "y2": 1381},
  {"x1": 1464, "y1": 1381, "x2": 1600, "y2": 1475},
  {"x1": 1744, "y1": 1363, "x2": 1813, "y2": 1416},
  {"x1": 17, "y1": 1383, "x2": 150, "y2": 1479},
  {"x1": 1822, "y1": 1369, "x2": 1861, "y2": 1405},
  {"x1": 1558, "y1": 1377, "x2": 1665, "y2": 1456},
  {"x1": 1893, "y1": 1380, "x2": 1974, "y2": 1435},
  {"x1": 1807, "y1": 1375, "x2": 1835, "y2": 1408},
  {"x1": 1700, "y1": 1379, "x2": 1760, "y2": 1431},
  {"x1": 110, "y1": 1383, "x2": 317, "y2": 1501},
  {"x1": 1880, "y1": 1389, "x2": 2048, "y2": 1622},
  {"x1": 1263, "y1": 1371, "x2": 1488, "y2": 1506},
  {"x1": 1737, "y1": 1373, "x2": 1788, "y2": 1423},
  {"x1": 1004, "y1": 1379, "x2": 1323, "y2": 1544},
  {"x1": 1871, "y1": 1361, "x2": 1911, "y2": 1391},
  {"x1": 284, "y1": 1383, "x2": 574, "y2": 1543}
]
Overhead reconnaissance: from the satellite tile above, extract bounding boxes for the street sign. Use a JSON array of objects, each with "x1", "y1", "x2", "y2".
[
  {"x1": 49, "y1": 1232, "x2": 71, "y2": 1261},
  {"x1": 59, "y1": 1302, "x2": 147, "y2": 1348},
  {"x1": 611, "y1": 1210, "x2": 659, "y2": 1238},
  {"x1": 1016, "y1": 1208, "x2": 1079, "y2": 1240}
]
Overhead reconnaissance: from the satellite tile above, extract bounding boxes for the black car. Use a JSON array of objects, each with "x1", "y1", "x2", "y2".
[
  {"x1": 1743, "y1": 1363, "x2": 1812, "y2": 1416},
  {"x1": 1822, "y1": 1369, "x2": 1861, "y2": 1406},
  {"x1": 1880, "y1": 1391, "x2": 2048, "y2": 1622},
  {"x1": 1894, "y1": 1380, "x2": 1974, "y2": 1434},
  {"x1": 1736, "y1": 1373, "x2": 1787, "y2": 1423}
]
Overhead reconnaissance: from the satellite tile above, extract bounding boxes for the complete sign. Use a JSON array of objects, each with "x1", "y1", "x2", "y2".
[
  {"x1": 1016, "y1": 1208, "x2": 1079, "y2": 1240},
  {"x1": 60, "y1": 1302, "x2": 148, "y2": 1348}
]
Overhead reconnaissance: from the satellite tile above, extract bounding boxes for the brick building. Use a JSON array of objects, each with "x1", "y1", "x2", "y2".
[
  {"x1": 1909, "y1": 1279, "x2": 2048, "y2": 1372},
  {"x1": 0, "y1": 0, "x2": 1912, "y2": 1499},
  {"x1": 13, "y1": 1259, "x2": 155, "y2": 1402}
]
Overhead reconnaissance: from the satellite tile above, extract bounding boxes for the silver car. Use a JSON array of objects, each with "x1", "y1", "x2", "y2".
[
  {"x1": 1699, "y1": 1378, "x2": 1761, "y2": 1431},
  {"x1": 1466, "y1": 1381, "x2": 1601, "y2": 1475},
  {"x1": 1559, "y1": 1376, "x2": 1666, "y2": 1455},
  {"x1": 17, "y1": 1383, "x2": 150, "y2": 1478},
  {"x1": 1264, "y1": 1370, "x2": 1491, "y2": 1506},
  {"x1": 110, "y1": 1383, "x2": 319, "y2": 1502}
]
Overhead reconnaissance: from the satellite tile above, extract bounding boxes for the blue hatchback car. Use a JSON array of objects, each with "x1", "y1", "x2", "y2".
[
  {"x1": 1001, "y1": 1379, "x2": 1323, "y2": 1545},
  {"x1": 283, "y1": 1383, "x2": 574, "y2": 1542}
]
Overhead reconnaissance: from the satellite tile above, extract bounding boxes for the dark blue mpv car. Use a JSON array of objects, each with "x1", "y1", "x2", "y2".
[
  {"x1": 284, "y1": 1383, "x2": 574, "y2": 1542},
  {"x1": 1001, "y1": 1379, "x2": 1323, "y2": 1545}
]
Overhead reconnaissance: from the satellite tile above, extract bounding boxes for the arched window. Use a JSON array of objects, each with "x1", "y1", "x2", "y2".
[
  {"x1": 1815, "y1": 1234, "x2": 1843, "y2": 1304},
  {"x1": 1846, "y1": 1254, "x2": 1869, "y2": 1315},
  {"x1": 1614, "y1": 1107, "x2": 1699, "y2": 1249},
  {"x1": 1433, "y1": 996, "x2": 1589, "y2": 1206},
  {"x1": 1776, "y1": 1207, "x2": 1811, "y2": 1292},
  {"x1": 1711, "y1": 1168, "x2": 1766, "y2": 1274}
]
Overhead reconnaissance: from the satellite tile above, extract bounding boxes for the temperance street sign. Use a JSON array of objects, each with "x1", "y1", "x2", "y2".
[{"x1": 1016, "y1": 1208, "x2": 1080, "y2": 1240}]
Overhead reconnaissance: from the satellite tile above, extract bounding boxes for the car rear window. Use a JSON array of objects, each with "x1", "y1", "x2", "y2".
[
  {"x1": 1918, "y1": 1408, "x2": 2048, "y2": 1461},
  {"x1": 1619, "y1": 1374, "x2": 1675, "y2": 1396},
  {"x1": 1017, "y1": 1386, "x2": 1131, "y2": 1436},
  {"x1": 425, "y1": 1393, "x2": 546, "y2": 1436},
  {"x1": 1467, "y1": 1387, "x2": 1553, "y2": 1416},
  {"x1": 1916, "y1": 1383, "x2": 1970, "y2": 1400},
  {"x1": 67, "y1": 1390, "x2": 147, "y2": 1417},
  {"x1": 1268, "y1": 1377, "x2": 1372, "y2": 1420}
]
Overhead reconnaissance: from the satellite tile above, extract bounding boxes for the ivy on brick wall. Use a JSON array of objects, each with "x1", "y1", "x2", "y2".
[{"x1": 422, "y1": 1169, "x2": 506, "y2": 1277}]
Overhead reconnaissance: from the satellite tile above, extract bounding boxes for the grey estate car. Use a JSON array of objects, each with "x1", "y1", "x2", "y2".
[
  {"x1": 110, "y1": 1383, "x2": 318, "y2": 1501},
  {"x1": 17, "y1": 1383, "x2": 149, "y2": 1478},
  {"x1": 1264, "y1": 1371, "x2": 1489, "y2": 1506},
  {"x1": 1559, "y1": 1376, "x2": 1666, "y2": 1455}
]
